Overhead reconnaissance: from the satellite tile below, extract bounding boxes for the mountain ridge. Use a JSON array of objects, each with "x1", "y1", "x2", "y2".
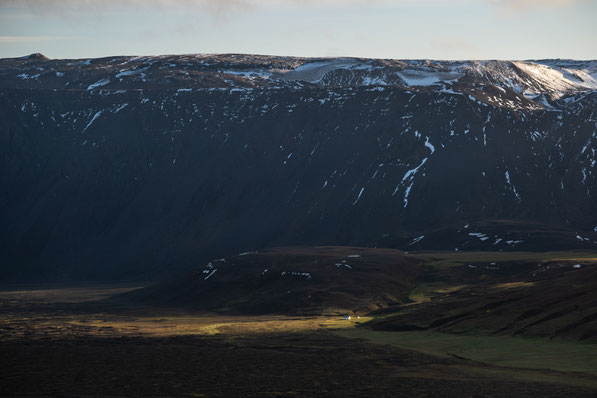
[
  {"x1": 3, "y1": 53, "x2": 596, "y2": 105},
  {"x1": 1, "y1": 53, "x2": 596, "y2": 281}
]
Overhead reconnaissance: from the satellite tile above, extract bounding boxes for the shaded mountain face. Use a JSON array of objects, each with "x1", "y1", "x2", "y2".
[{"x1": 1, "y1": 53, "x2": 596, "y2": 281}]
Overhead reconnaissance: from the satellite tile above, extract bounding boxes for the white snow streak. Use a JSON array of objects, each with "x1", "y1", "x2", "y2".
[
  {"x1": 204, "y1": 269, "x2": 218, "y2": 280},
  {"x1": 82, "y1": 111, "x2": 103, "y2": 133},
  {"x1": 353, "y1": 187, "x2": 365, "y2": 205},
  {"x1": 87, "y1": 79, "x2": 110, "y2": 90}
]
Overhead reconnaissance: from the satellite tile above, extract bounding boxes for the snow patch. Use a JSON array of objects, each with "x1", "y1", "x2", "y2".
[
  {"x1": 409, "y1": 235, "x2": 425, "y2": 245},
  {"x1": 353, "y1": 187, "x2": 365, "y2": 205},
  {"x1": 397, "y1": 69, "x2": 462, "y2": 87},
  {"x1": 204, "y1": 269, "x2": 218, "y2": 280},
  {"x1": 114, "y1": 103, "x2": 128, "y2": 113},
  {"x1": 87, "y1": 79, "x2": 110, "y2": 90},
  {"x1": 82, "y1": 111, "x2": 103, "y2": 133},
  {"x1": 281, "y1": 271, "x2": 312, "y2": 280},
  {"x1": 116, "y1": 67, "x2": 149, "y2": 78},
  {"x1": 424, "y1": 137, "x2": 435, "y2": 154},
  {"x1": 401, "y1": 158, "x2": 428, "y2": 183},
  {"x1": 469, "y1": 232, "x2": 489, "y2": 241}
]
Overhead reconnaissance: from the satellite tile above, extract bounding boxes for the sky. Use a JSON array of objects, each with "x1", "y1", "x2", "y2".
[{"x1": 0, "y1": 0, "x2": 595, "y2": 60}]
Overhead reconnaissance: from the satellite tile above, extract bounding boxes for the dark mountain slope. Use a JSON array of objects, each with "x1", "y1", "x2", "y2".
[
  {"x1": 1, "y1": 54, "x2": 596, "y2": 281},
  {"x1": 116, "y1": 246, "x2": 597, "y2": 342},
  {"x1": 119, "y1": 246, "x2": 421, "y2": 314},
  {"x1": 370, "y1": 252, "x2": 597, "y2": 342}
]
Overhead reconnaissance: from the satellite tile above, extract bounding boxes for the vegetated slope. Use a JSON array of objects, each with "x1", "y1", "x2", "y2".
[
  {"x1": 370, "y1": 252, "x2": 597, "y2": 342},
  {"x1": 1, "y1": 53, "x2": 597, "y2": 281},
  {"x1": 119, "y1": 247, "x2": 421, "y2": 315}
]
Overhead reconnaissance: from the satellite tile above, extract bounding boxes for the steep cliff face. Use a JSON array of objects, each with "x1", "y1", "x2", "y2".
[{"x1": 1, "y1": 54, "x2": 596, "y2": 281}]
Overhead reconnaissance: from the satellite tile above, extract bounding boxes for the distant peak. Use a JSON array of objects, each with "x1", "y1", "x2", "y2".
[{"x1": 23, "y1": 53, "x2": 49, "y2": 61}]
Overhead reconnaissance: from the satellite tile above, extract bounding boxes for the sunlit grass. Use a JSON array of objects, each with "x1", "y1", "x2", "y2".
[
  {"x1": 410, "y1": 251, "x2": 597, "y2": 269},
  {"x1": 490, "y1": 281, "x2": 536, "y2": 290},
  {"x1": 335, "y1": 328, "x2": 597, "y2": 375},
  {"x1": 405, "y1": 283, "x2": 467, "y2": 304},
  {"x1": 1, "y1": 311, "x2": 374, "y2": 340}
]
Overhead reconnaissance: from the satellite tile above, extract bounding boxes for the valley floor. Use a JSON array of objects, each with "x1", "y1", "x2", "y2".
[{"x1": 1, "y1": 285, "x2": 597, "y2": 397}]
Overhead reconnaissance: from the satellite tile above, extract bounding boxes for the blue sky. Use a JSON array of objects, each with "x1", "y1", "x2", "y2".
[{"x1": 0, "y1": 0, "x2": 595, "y2": 60}]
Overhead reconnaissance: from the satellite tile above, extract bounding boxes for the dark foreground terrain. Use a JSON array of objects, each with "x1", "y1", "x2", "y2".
[
  {"x1": 2, "y1": 267, "x2": 597, "y2": 397},
  {"x1": 3, "y1": 331, "x2": 596, "y2": 397}
]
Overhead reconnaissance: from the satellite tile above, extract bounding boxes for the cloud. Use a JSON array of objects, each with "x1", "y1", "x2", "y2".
[
  {"x1": 0, "y1": 1, "x2": 246, "y2": 13},
  {"x1": 0, "y1": 35, "x2": 71, "y2": 43},
  {"x1": 0, "y1": 0, "x2": 453, "y2": 21},
  {"x1": 428, "y1": 37, "x2": 481, "y2": 60},
  {"x1": 491, "y1": 0, "x2": 586, "y2": 9},
  {"x1": 0, "y1": 0, "x2": 351, "y2": 7},
  {"x1": 2, "y1": 0, "x2": 588, "y2": 19},
  {"x1": 0, "y1": 0, "x2": 413, "y2": 12},
  {"x1": 0, "y1": 1, "x2": 385, "y2": 18},
  {"x1": 0, "y1": 0, "x2": 587, "y2": 10},
  {"x1": 429, "y1": 37, "x2": 479, "y2": 51}
]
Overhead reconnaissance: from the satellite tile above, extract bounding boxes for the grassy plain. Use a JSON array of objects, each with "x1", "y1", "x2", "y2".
[{"x1": 336, "y1": 328, "x2": 597, "y2": 375}]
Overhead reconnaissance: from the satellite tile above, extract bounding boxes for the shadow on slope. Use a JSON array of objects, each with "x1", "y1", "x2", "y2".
[
  {"x1": 117, "y1": 246, "x2": 421, "y2": 315},
  {"x1": 370, "y1": 251, "x2": 597, "y2": 342}
]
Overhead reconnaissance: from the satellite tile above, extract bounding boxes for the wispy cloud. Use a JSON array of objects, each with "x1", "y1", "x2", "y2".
[
  {"x1": 0, "y1": 0, "x2": 588, "y2": 10},
  {"x1": 0, "y1": 1, "x2": 355, "y2": 18},
  {"x1": 0, "y1": 0, "x2": 435, "y2": 13},
  {"x1": 0, "y1": 35, "x2": 71, "y2": 43},
  {"x1": 429, "y1": 37, "x2": 479, "y2": 51},
  {"x1": 0, "y1": 1, "x2": 246, "y2": 13},
  {"x1": 428, "y1": 37, "x2": 481, "y2": 60},
  {"x1": 490, "y1": 0, "x2": 587, "y2": 9}
]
